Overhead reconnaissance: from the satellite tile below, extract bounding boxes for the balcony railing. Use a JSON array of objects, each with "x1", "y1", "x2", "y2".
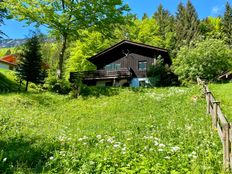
[{"x1": 70, "y1": 68, "x2": 132, "y2": 82}]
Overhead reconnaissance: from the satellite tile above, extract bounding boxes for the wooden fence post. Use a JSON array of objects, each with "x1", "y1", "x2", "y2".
[
  {"x1": 229, "y1": 124, "x2": 232, "y2": 170},
  {"x1": 223, "y1": 123, "x2": 230, "y2": 170},
  {"x1": 212, "y1": 101, "x2": 220, "y2": 129},
  {"x1": 206, "y1": 91, "x2": 211, "y2": 114}
]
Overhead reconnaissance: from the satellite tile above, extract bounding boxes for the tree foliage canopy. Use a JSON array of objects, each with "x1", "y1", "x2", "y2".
[{"x1": 173, "y1": 39, "x2": 232, "y2": 83}]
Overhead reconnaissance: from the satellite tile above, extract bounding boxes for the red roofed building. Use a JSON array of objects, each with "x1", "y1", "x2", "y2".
[{"x1": 0, "y1": 54, "x2": 17, "y2": 70}]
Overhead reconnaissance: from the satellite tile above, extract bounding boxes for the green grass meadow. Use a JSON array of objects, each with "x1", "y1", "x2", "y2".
[
  {"x1": 209, "y1": 83, "x2": 232, "y2": 122},
  {"x1": 0, "y1": 86, "x2": 224, "y2": 173},
  {"x1": 0, "y1": 69, "x2": 19, "y2": 93}
]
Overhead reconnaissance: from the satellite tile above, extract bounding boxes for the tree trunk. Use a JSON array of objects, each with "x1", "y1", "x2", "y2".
[
  {"x1": 25, "y1": 80, "x2": 29, "y2": 91},
  {"x1": 57, "y1": 34, "x2": 67, "y2": 79}
]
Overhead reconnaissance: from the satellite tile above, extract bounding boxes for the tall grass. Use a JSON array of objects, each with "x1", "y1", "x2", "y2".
[
  {"x1": 0, "y1": 86, "x2": 223, "y2": 173},
  {"x1": 209, "y1": 83, "x2": 232, "y2": 121}
]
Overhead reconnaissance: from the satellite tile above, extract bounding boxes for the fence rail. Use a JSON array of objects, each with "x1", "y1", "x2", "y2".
[{"x1": 197, "y1": 77, "x2": 231, "y2": 170}]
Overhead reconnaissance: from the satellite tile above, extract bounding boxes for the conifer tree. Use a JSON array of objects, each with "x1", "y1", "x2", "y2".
[
  {"x1": 153, "y1": 4, "x2": 174, "y2": 38},
  {"x1": 17, "y1": 34, "x2": 45, "y2": 91},
  {"x1": 222, "y1": 2, "x2": 232, "y2": 46},
  {"x1": 142, "y1": 13, "x2": 149, "y2": 20},
  {"x1": 175, "y1": 0, "x2": 199, "y2": 51}
]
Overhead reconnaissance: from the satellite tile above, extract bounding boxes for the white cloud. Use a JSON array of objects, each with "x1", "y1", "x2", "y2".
[{"x1": 211, "y1": 5, "x2": 224, "y2": 16}]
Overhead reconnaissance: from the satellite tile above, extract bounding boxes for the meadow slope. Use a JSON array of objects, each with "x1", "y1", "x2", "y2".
[
  {"x1": 209, "y1": 83, "x2": 232, "y2": 122},
  {"x1": 0, "y1": 87, "x2": 223, "y2": 173}
]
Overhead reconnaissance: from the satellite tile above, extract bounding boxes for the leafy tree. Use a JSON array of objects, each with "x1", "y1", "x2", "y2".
[
  {"x1": 65, "y1": 31, "x2": 112, "y2": 78},
  {"x1": 0, "y1": 0, "x2": 6, "y2": 38},
  {"x1": 2, "y1": 0, "x2": 130, "y2": 78},
  {"x1": 17, "y1": 34, "x2": 45, "y2": 91},
  {"x1": 175, "y1": 1, "x2": 199, "y2": 51},
  {"x1": 173, "y1": 39, "x2": 232, "y2": 84},
  {"x1": 222, "y1": 2, "x2": 232, "y2": 46},
  {"x1": 199, "y1": 17, "x2": 223, "y2": 39}
]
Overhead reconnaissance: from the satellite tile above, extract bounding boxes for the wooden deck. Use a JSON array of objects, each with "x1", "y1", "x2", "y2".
[{"x1": 70, "y1": 68, "x2": 132, "y2": 82}]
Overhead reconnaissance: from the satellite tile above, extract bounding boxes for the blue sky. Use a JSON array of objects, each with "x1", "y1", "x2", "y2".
[{"x1": 1, "y1": 0, "x2": 231, "y2": 39}]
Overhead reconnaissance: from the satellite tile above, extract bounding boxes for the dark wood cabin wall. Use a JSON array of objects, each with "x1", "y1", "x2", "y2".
[{"x1": 99, "y1": 53, "x2": 155, "y2": 78}]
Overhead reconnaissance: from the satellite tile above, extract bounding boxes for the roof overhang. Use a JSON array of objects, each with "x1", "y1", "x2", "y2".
[
  {"x1": 88, "y1": 40, "x2": 172, "y2": 67},
  {"x1": 0, "y1": 59, "x2": 16, "y2": 66}
]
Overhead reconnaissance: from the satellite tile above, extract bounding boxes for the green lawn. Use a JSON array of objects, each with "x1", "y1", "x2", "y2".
[
  {"x1": 0, "y1": 68, "x2": 19, "y2": 93},
  {"x1": 209, "y1": 83, "x2": 232, "y2": 121},
  {"x1": 0, "y1": 86, "x2": 223, "y2": 173}
]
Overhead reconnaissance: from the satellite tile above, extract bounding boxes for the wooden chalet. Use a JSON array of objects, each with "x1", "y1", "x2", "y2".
[{"x1": 70, "y1": 40, "x2": 171, "y2": 87}]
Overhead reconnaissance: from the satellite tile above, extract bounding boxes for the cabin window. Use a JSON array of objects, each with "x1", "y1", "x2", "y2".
[
  {"x1": 138, "y1": 61, "x2": 147, "y2": 71},
  {"x1": 105, "y1": 63, "x2": 121, "y2": 71}
]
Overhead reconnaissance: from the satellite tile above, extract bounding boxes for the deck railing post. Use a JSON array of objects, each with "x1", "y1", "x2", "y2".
[
  {"x1": 212, "y1": 101, "x2": 220, "y2": 129},
  {"x1": 223, "y1": 123, "x2": 230, "y2": 170}
]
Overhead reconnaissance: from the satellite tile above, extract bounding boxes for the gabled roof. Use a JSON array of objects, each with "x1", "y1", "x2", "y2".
[
  {"x1": 88, "y1": 40, "x2": 171, "y2": 67},
  {"x1": 1, "y1": 54, "x2": 17, "y2": 63},
  {"x1": 0, "y1": 54, "x2": 17, "y2": 66},
  {"x1": 0, "y1": 59, "x2": 16, "y2": 66}
]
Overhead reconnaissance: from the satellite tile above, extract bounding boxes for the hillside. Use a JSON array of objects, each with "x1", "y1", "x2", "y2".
[
  {"x1": 0, "y1": 87, "x2": 222, "y2": 173},
  {"x1": 0, "y1": 68, "x2": 19, "y2": 93},
  {"x1": 209, "y1": 83, "x2": 232, "y2": 121}
]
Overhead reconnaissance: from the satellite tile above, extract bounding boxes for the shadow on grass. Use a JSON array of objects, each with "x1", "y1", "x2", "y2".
[
  {"x1": 0, "y1": 136, "x2": 60, "y2": 173},
  {"x1": 80, "y1": 86, "x2": 120, "y2": 98},
  {"x1": 0, "y1": 73, "x2": 20, "y2": 94}
]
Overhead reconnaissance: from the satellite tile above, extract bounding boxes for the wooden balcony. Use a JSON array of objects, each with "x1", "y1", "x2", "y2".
[{"x1": 70, "y1": 68, "x2": 132, "y2": 82}]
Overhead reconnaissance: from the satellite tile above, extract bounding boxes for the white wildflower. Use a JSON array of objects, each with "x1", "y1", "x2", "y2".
[
  {"x1": 49, "y1": 156, "x2": 54, "y2": 160},
  {"x1": 159, "y1": 143, "x2": 165, "y2": 148},
  {"x1": 96, "y1": 135, "x2": 102, "y2": 139},
  {"x1": 192, "y1": 155, "x2": 198, "y2": 159},
  {"x1": 3, "y1": 158, "x2": 7, "y2": 162},
  {"x1": 158, "y1": 148, "x2": 164, "y2": 152},
  {"x1": 113, "y1": 143, "x2": 121, "y2": 148},
  {"x1": 164, "y1": 156, "x2": 170, "y2": 159},
  {"x1": 154, "y1": 141, "x2": 159, "y2": 146},
  {"x1": 171, "y1": 146, "x2": 180, "y2": 152}
]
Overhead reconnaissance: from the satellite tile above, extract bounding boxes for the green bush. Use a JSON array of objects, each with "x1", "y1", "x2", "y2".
[
  {"x1": 173, "y1": 39, "x2": 232, "y2": 84},
  {"x1": 147, "y1": 58, "x2": 179, "y2": 87},
  {"x1": 44, "y1": 76, "x2": 71, "y2": 94}
]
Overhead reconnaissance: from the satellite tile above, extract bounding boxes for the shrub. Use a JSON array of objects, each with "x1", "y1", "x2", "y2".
[
  {"x1": 44, "y1": 76, "x2": 71, "y2": 94},
  {"x1": 173, "y1": 39, "x2": 232, "y2": 84},
  {"x1": 147, "y1": 58, "x2": 179, "y2": 87}
]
